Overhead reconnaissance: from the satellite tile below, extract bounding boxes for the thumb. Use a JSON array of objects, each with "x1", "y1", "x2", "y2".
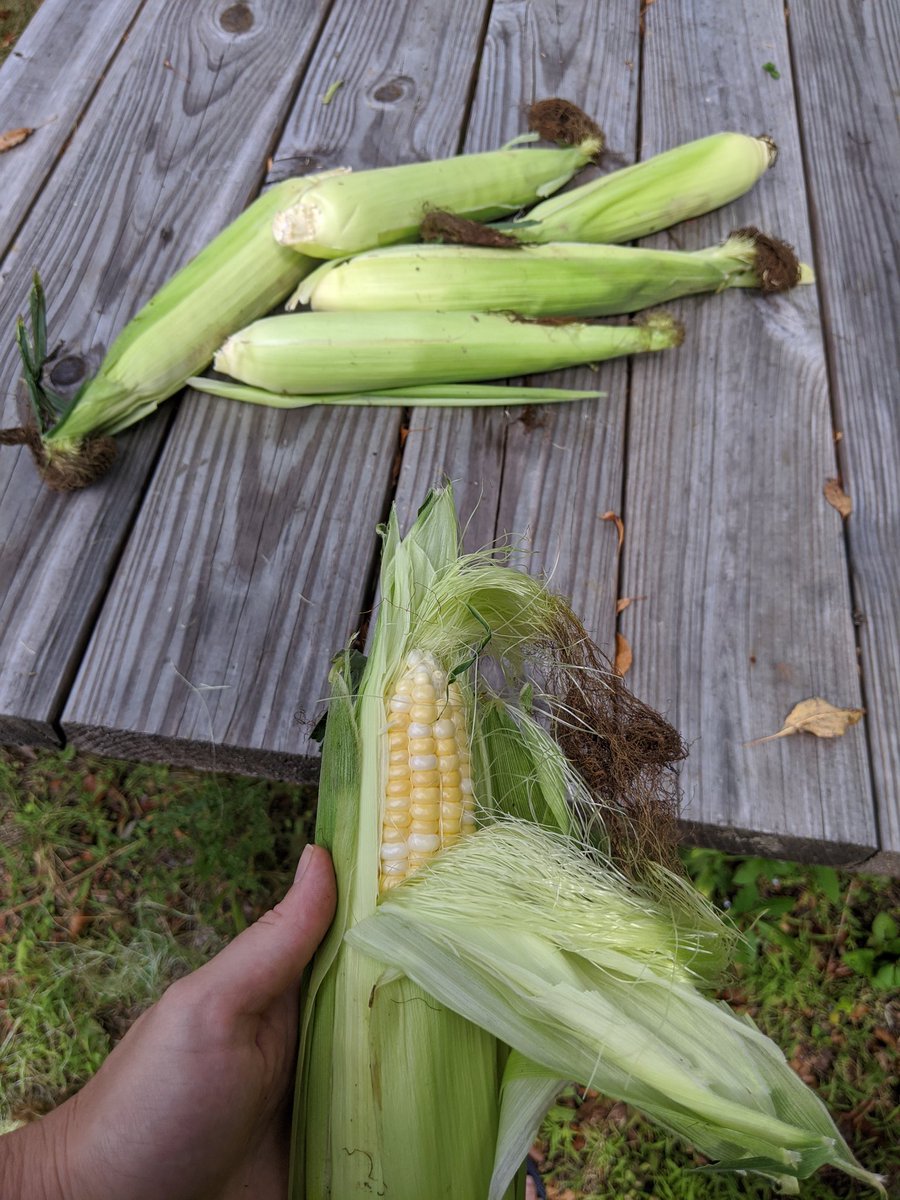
[{"x1": 188, "y1": 844, "x2": 336, "y2": 1014}]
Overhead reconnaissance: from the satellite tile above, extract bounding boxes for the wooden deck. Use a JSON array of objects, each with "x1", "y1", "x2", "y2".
[{"x1": 0, "y1": 0, "x2": 896, "y2": 871}]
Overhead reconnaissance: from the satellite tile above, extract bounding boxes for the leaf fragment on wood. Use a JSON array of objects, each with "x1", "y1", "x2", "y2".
[
  {"x1": 0, "y1": 126, "x2": 32, "y2": 153},
  {"x1": 601, "y1": 510, "x2": 624, "y2": 551},
  {"x1": 615, "y1": 595, "x2": 645, "y2": 615},
  {"x1": 746, "y1": 697, "x2": 864, "y2": 746},
  {"x1": 614, "y1": 632, "x2": 633, "y2": 677},
  {"x1": 322, "y1": 80, "x2": 344, "y2": 104},
  {"x1": 824, "y1": 477, "x2": 852, "y2": 518}
]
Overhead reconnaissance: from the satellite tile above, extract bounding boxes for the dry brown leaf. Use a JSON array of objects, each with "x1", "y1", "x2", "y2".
[
  {"x1": 824, "y1": 477, "x2": 852, "y2": 518},
  {"x1": 746, "y1": 697, "x2": 864, "y2": 746},
  {"x1": 615, "y1": 594, "x2": 645, "y2": 615},
  {"x1": 600, "y1": 510, "x2": 624, "y2": 551},
  {"x1": 614, "y1": 632, "x2": 633, "y2": 676},
  {"x1": 0, "y1": 126, "x2": 32, "y2": 153}
]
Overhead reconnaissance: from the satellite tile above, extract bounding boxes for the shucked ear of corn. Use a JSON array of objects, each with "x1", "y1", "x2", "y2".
[
  {"x1": 293, "y1": 486, "x2": 884, "y2": 1200},
  {"x1": 294, "y1": 227, "x2": 812, "y2": 317}
]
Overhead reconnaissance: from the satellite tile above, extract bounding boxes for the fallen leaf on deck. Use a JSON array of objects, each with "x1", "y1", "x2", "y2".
[
  {"x1": 600, "y1": 510, "x2": 624, "y2": 550},
  {"x1": 0, "y1": 126, "x2": 32, "y2": 153},
  {"x1": 824, "y1": 477, "x2": 852, "y2": 518},
  {"x1": 746, "y1": 697, "x2": 864, "y2": 746},
  {"x1": 614, "y1": 632, "x2": 633, "y2": 676},
  {"x1": 615, "y1": 594, "x2": 645, "y2": 615}
]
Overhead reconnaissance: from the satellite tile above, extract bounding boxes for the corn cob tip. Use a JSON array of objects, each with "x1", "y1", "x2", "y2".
[
  {"x1": 527, "y1": 98, "x2": 604, "y2": 160},
  {"x1": 419, "y1": 209, "x2": 520, "y2": 247},
  {"x1": 634, "y1": 309, "x2": 685, "y2": 349},
  {"x1": 729, "y1": 225, "x2": 802, "y2": 292},
  {"x1": 757, "y1": 133, "x2": 778, "y2": 167}
]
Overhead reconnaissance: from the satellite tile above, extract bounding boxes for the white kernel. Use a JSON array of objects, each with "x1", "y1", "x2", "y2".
[
  {"x1": 406, "y1": 649, "x2": 424, "y2": 668},
  {"x1": 410, "y1": 754, "x2": 438, "y2": 771},
  {"x1": 460, "y1": 778, "x2": 474, "y2": 795},
  {"x1": 408, "y1": 722, "x2": 432, "y2": 738},
  {"x1": 380, "y1": 842, "x2": 408, "y2": 861},
  {"x1": 389, "y1": 749, "x2": 407, "y2": 764},
  {"x1": 433, "y1": 719, "x2": 455, "y2": 739},
  {"x1": 408, "y1": 833, "x2": 441, "y2": 853},
  {"x1": 462, "y1": 813, "x2": 477, "y2": 828},
  {"x1": 389, "y1": 694, "x2": 412, "y2": 712}
]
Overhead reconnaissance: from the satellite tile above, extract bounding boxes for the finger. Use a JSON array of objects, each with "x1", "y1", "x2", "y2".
[{"x1": 187, "y1": 844, "x2": 336, "y2": 1015}]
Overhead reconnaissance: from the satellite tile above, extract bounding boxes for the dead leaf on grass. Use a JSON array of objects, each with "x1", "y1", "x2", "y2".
[
  {"x1": 746, "y1": 697, "x2": 864, "y2": 746},
  {"x1": 824, "y1": 477, "x2": 852, "y2": 518},
  {"x1": 0, "y1": 126, "x2": 32, "y2": 153},
  {"x1": 600, "y1": 509, "x2": 624, "y2": 551},
  {"x1": 614, "y1": 632, "x2": 633, "y2": 676}
]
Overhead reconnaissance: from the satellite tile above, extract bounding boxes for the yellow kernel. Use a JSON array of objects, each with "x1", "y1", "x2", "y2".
[
  {"x1": 411, "y1": 770, "x2": 440, "y2": 787},
  {"x1": 411, "y1": 684, "x2": 435, "y2": 703},
  {"x1": 434, "y1": 738, "x2": 456, "y2": 756},
  {"x1": 410, "y1": 703, "x2": 438, "y2": 723},
  {"x1": 381, "y1": 826, "x2": 407, "y2": 844},
  {"x1": 441, "y1": 771, "x2": 462, "y2": 788},
  {"x1": 442, "y1": 832, "x2": 461, "y2": 847},
  {"x1": 383, "y1": 811, "x2": 411, "y2": 829},
  {"x1": 433, "y1": 719, "x2": 455, "y2": 739},
  {"x1": 381, "y1": 858, "x2": 409, "y2": 875},
  {"x1": 386, "y1": 780, "x2": 409, "y2": 797},
  {"x1": 410, "y1": 803, "x2": 440, "y2": 821},
  {"x1": 380, "y1": 873, "x2": 404, "y2": 890},
  {"x1": 438, "y1": 753, "x2": 459, "y2": 771},
  {"x1": 440, "y1": 817, "x2": 462, "y2": 835},
  {"x1": 411, "y1": 786, "x2": 440, "y2": 804},
  {"x1": 385, "y1": 795, "x2": 410, "y2": 812},
  {"x1": 410, "y1": 818, "x2": 439, "y2": 835},
  {"x1": 387, "y1": 764, "x2": 409, "y2": 781},
  {"x1": 439, "y1": 787, "x2": 462, "y2": 806}
]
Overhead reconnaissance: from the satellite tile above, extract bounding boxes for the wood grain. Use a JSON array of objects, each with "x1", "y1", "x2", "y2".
[
  {"x1": 63, "y1": 0, "x2": 494, "y2": 775},
  {"x1": 0, "y1": 0, "x2": 333, "y2": 745},
  {"x1": 0, "y1": 0, "x2": 147, "y2": 258},
  {"x1": 787, "y1": 0, "x2": 899, "y2": 871},
  {"x1": 395, "y1": 0, "x2": 641, "y2": 655},
  {"x1": 623, "y1": 0, "x2": 875, "y2": 864}
]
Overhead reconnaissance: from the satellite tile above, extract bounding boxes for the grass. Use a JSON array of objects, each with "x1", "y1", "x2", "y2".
[
  {"x1": 1, "y1": 745, "x2": 897, "y2": 1196},
  {"x1": 0, "y1": 1, "x2": 40, "y2": 66}
]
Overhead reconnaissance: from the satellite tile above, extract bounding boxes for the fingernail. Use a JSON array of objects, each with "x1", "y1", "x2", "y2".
[{"x1": 295, "y1": 843, "x2": 315, "y2": 883}]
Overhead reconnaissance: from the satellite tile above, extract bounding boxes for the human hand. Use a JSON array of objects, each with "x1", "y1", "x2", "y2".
[{"x1": 3, "y1": 843, "x2": 336, "y2": 1200}]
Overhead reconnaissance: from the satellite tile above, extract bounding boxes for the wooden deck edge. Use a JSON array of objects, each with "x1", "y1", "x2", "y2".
[
  {"x1": 63, "y1": 724, "x2": 320, "y2": 786},
  {"x1": 678, "y1": 818, "x2": 880, "y2": 872},
  {"x1": 0, "y1": 716, "x2": 62, "y2": 750}
]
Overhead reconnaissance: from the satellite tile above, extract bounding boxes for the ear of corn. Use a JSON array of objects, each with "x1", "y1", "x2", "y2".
[
  {"x1": 38, "y1": 172, "x2": 347, "y2": 477},
  {"x1": 272, "y1": 132, "x2": 601, "y2": 259},
  {"x1": 213, "y1": 310, "x2": 682, "y2": 394},
  {"x1": 294, "y1": 485, "x2": 884, "y2": 1200},
  {"x1": 489, "y1": 132, "x2": 776, "y2": 245},
  {"x1": 185, "y1": 376, "x2": 606, "y2": 408},
  {"x1": 296, "y1": 231, "x2": 812, "y2": 317}
]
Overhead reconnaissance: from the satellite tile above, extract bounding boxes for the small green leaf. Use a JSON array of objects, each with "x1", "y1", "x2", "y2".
[
  {"x1": 842, "y1": 948, "x2": 877, "y2": 978},
  {"x1": 762, "y1": 61, "x2": 781, "y2": 79},
  {"x1": 872, "y1": 960, "x2": 900, "y2": 990},
  {"x1": 810, "y1": 865, "x2": 842, "y2": 906},
  {"x1": 870, "y1": 911, "x2": 898, "y2": 946}
]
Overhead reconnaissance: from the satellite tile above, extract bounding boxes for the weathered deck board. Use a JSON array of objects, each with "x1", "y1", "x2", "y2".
[
  {"x1": 621, "y1": 0, "x2": 875, "y2": 863},
  {"x1": 0, "y1": 0, "x2": 146, "y2": 258},
  {"x1": 0, "y1": 0, "x2": 333, "y2": 746},
  {"x1": 396, "y1": 0, "x2": 641, "y2": 658},
  {"x1": 63, "y1": 0, "x2": 495, "y2": 774},
  {"x1": 787, "y1": 0, "x2": 899, "y2": 872}
]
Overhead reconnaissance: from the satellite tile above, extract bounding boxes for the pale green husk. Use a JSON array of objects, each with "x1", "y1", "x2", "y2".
[
  {"x1": 272, "y1": 132, "x2": 600, "y2": 258},
  {"x1": 297, "y1": 234, "x2": 814, "y2": 317},
  {"x1": 213, "y1": 310, "x2": 681, "y2": 394},
  {"x1": 185, "y1": 377, "x2": 606, "y2": 408},
  {"x1": 494, "y1": 132, "x2": 776, "y2": 244}
]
